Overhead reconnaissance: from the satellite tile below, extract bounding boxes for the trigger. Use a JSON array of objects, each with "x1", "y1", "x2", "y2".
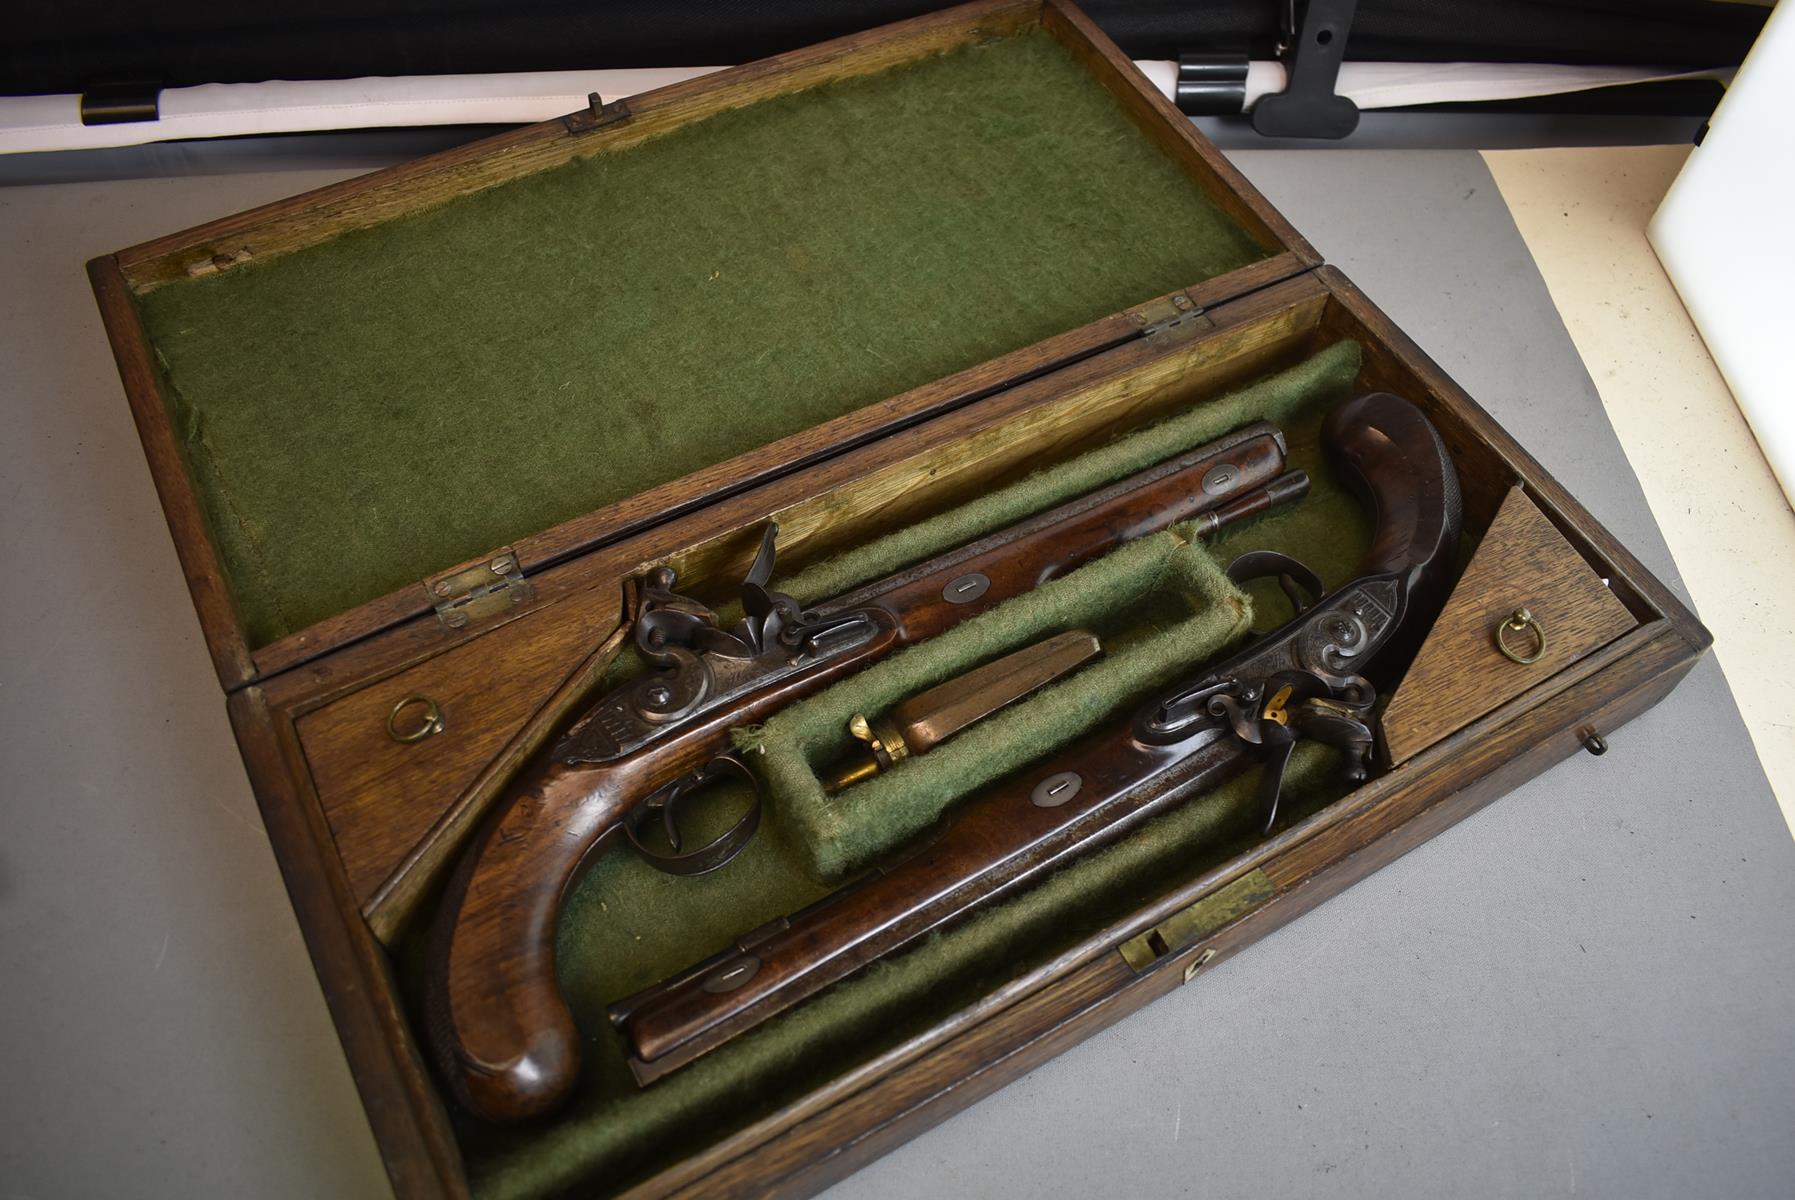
[
  {"x1": 1254, "y1": 727, "x2": 1297, "y2": 833},
  {"x1": 661, "y1": 790, "x2": 685, "y2": 853},
  {"x1": 744, "y1": 523, "x2": 780, "y2": 589}
]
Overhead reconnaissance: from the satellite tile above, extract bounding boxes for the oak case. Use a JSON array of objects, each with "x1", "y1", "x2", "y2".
[{"x1": 87, "y1": 2, "x2": 1708, "y2": 1196}]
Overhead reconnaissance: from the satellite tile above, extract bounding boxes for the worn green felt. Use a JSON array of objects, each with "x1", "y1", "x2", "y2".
[
  {"x1": 429, "y1": 344, "x2": 1382, "y2": 1199},
  {"x1": 739, "y1": 530, "x2": 1251, "y2": 879},
  {"x1": 1210, "y1": 386, "x2": 1375, "y2": 633},
  {"x1": 134, "y1": 27, "x2": 1268, "y2": 646},
  {"x1": 719, "y1": 341, "x2": 1367, "y2": 879}
]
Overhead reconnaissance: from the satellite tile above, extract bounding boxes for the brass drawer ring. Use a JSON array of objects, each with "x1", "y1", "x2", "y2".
[
  {"x1": 1495, "y1": 607, "x2": 1546, "y2": 665},
  {"x1": 387, "y1": 695, "x2": 446, "y2": 743}
]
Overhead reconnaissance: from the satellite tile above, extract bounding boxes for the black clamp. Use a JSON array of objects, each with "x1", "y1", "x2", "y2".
[
  {"x1": 1173, "y1": 1, "x2": 1360, "y2": 138},
  {"x1": 1173, "y1": 54, "x2": 1250, "y2": 115},
  {"x1": 1252, "y1": 0, "x2": 1360, "y2": 139}
]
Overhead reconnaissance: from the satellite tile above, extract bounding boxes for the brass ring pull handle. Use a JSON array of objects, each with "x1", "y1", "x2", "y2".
[
  {"x1": 1495, "y1": 607, "x2": 1546, "y2": 665},
  {"x1": 387, "y1": 695, "x2": 445, "y2": 743}
]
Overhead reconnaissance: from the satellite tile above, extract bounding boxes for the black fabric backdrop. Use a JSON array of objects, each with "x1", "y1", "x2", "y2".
[{"x1": 1, "y1": 1, "x2": 1769, "y2": 97}]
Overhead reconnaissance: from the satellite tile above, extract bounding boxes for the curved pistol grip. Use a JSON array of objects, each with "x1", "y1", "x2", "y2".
[
  {"x1": 426, "y1": 758, "x2": 644, "y2": 1122},
  {"x1": 1324, "y1": 391, "x2": 1463, "y2": 609}
]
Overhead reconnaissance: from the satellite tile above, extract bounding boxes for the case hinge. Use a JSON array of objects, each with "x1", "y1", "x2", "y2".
[
  {"x1": 1130, "y1": 292, "x2": 1209, "y2": 343},
  {"x1": 425, "y1": 549, "x2": 535, "y2": 632}
]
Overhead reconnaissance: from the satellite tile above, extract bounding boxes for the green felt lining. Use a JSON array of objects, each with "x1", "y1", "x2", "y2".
[
  {"x1": 592, "y1": 340, "x2": 1365, "y2": 692},
  {"x1": 774, "y1": 339, "x2": 1366, "y2": 608},
  {"x1": 718, "y1": 340, "x2": 1369, "y2": 879},
  {"x1": 430, "y1": 342, "x2": 1383, "y2": 1199},
  {"x1": 740, "y1": 529, "x2": 1252, "y2": 879},
  {"x1": 134, "y1": 26, "x2": 1269, "y2": 647}
]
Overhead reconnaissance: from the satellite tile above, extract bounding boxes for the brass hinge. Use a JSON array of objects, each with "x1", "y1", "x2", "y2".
[
  {"x1": 424, "y1": 549, "x2": 535, "y2": 632},
  {"x1": 1118, "y1": 867, "x2": 1274, "y2": 979},
  {"x1": 566, "y1": 95, "x2": 633, "y2": 134},
  {"x1": 1130, "y1": 292, "x2": 1209, "y2": 343}
]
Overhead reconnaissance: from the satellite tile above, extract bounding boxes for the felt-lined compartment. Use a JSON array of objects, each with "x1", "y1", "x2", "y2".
[
  {"x1": 130, "y1": 24, "x2": 1270, "y2": 649},
  {"x1": 413, "y1": 342, "x2": 1388, "y2": 1199},
  {"x1": 577, "y1": 341, "x2": 1359, "y2": 879},
  {"x1": 744, "y1": 529, "x2": 1252, "y2": 880},
  {"x1": 767, "y1": 339, "x2": 1363, "y2": 612}
]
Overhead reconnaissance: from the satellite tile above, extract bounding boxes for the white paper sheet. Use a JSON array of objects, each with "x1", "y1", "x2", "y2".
[{"x1": 1650, "y1": 3, "x2": 1795, "y2": 508}]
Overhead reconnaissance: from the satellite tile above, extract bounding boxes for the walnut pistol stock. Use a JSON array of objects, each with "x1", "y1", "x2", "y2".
[
  {"x1": 608, "y1": 392, "x2": 1461, "y2": 1085},
  {"x1": 425, "y1": 421, "x2": 1303, "y2": 1123}
]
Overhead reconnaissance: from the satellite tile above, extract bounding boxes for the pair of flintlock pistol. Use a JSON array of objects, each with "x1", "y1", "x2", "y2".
[{"x1": 424, "y1": 392, "x2": 1461, "y2": 1123}]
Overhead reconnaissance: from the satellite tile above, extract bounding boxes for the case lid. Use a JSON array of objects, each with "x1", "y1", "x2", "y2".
[{"x1": 95, "y1": 0, "x2": 1316, "y2": 685}]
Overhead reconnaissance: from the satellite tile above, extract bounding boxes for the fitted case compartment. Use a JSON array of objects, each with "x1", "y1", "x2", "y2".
[{"x1": 210, "y1": 271, "x2": 1690, "y2": 1200}]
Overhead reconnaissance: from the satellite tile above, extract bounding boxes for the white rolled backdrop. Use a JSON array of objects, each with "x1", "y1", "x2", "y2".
[{"x1": 1, "y1": 62, "x2": 1727, "y2": 156}]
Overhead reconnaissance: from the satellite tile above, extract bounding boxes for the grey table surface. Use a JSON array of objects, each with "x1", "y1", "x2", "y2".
[{"x1": 1, "y1": 144, "x2": 1791, "y2": 1200}]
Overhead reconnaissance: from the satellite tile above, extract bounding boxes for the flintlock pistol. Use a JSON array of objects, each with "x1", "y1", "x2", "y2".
[
  {"x1": 607, "y1": 391, "x2": 1462, "y2": 1085},
  {"x1": 427, "y1": 421, "x2": 1306, "y2": 1121}
]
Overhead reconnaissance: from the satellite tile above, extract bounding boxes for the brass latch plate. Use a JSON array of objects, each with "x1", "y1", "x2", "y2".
[
  {"x1": 424, "y1": 549, "x2": 534, "y2": 631},
  {"x1": 1118, "y1": 867, "x2": 1275, "y2": 975}
]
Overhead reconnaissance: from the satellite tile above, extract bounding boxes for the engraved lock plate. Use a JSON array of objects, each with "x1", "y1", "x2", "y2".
[
  {"x1": 558, "y1": 608, "x2": 884, "y2": 765},
  {"x1": 556, "y1": 525, "x2": 892, "y2": 765},
  {"x1": 1141, "y1": 575, "x2": 1403, "y2": 742},
  {"x1": 1297, "y1": 578, "x2": 1398, "y2": 676}
]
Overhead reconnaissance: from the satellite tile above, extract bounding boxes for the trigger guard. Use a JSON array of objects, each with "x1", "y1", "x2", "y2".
[
  {"x1": 626, "y1": 757, "x2": 763, "y2": 877},
  {"x1": 1226, "y1": 550, "x2": 1325, "y2": 615}
]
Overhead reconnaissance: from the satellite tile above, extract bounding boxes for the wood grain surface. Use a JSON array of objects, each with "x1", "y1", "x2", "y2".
[
  {"x1": 87, "y1": 257, "x2": 257, "y2": 688},
  {"x1": 294, "y1": 580, "x2": 624, "y2": 918},
  {"x1": 1382, "y1": 485, "x2": 1638, "y2": 764},
  {"x1": 227, "y1": 687, "x2": 471, "y2": 1199}
]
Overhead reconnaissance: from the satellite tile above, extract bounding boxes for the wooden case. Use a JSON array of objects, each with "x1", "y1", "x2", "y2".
[{"x1": 87, "y1": 3, "x2": 1709, "y2": 1197}]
